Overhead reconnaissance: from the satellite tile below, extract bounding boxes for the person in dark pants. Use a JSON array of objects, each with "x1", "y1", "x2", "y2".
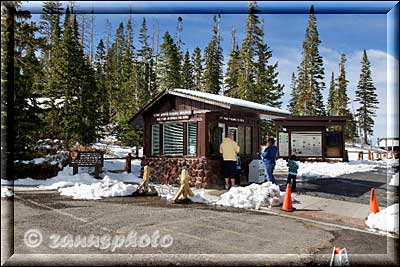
[
  {"x1": 286, "y1": 154, "x2": 299, "y2": 191},
  {"x1": 260, "y1": 137, "x2": 278, "y2": 184},
  {"x1": 220, "y1": 133, "x2": 240, "y2": 190}
]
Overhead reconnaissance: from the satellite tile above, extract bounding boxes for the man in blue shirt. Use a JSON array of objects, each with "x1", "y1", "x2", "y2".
[{"x1": 259, "y1": 137, "x2": 278, "y2": 184}]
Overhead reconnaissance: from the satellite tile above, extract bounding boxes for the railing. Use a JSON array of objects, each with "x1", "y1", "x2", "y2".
[{"x1": 103, "y1": 153, "x2": 143, "y2": 173}]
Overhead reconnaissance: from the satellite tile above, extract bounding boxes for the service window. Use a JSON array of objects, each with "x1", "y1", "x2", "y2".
[
  {"x1": 151, "y1": 124, "x2": 160, "y2": 155},
  {"x1": 163, "y1": 123, "x2": 184, "y2": 156},
  {"x1": 187, "y1": 122, "x2": 197, "y2": 156}
]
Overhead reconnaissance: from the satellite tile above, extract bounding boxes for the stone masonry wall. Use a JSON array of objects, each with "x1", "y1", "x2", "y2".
[{"x1": 141, "y1": 157, "x2": 222, "y2": 189}]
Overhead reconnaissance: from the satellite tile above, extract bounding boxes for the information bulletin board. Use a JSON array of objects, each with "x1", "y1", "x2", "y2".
[
  {"x1": 278, "y1": 132, "x2": 289, "y2": 157},
  {"x1": 291, "y1": 131, "x2": 322, "y2": 157}
]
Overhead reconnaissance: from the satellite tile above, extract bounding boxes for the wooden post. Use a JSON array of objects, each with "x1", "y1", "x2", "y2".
[
  {"x1": 125, "y1": 153, "x2": 132, "y2": 173},
  {"x1": 358, "y1": 151, "x2": 363, "y2": 161},
  {"x1": 73, "y1": 165, "x2": 78, "y2": 175},
  {"x1": 343, "y1": 150, "x2": 349, "y2": 162},
  {"x1": 94, "y1": 166, "x2": 100, "y2": 179},
  {"x1": 368, "y1": 150, "x2": 372, "y2": 160}
]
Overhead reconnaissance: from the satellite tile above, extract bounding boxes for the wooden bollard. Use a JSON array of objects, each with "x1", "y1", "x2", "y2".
[
  {"x1": 368, "y1": 150, "x2": 372, "y2": 160},
  {"x1": 174, "y1": 168, "x2": 194, "y2": 203},
  {"x1": 358, "y1": 151, "x2": 364, "y2": 160},
  {"x1": 125, "y1": 153, "x2": 132, "y2": 173},
  {"x1": 137, "y1": 166, "x2": 150, "y2": 192}
]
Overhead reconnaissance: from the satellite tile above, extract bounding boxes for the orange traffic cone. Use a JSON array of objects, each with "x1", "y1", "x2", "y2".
[
  {"x1": 281, "y1": 183, "x2": 294, "y2": 212},
  {"x1": 368, "y1": 188, "x2": 380, "y2": 214}
]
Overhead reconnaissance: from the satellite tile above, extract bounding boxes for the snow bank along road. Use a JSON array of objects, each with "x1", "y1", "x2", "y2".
[{"x1": 2, "y1": 190, "x2": 398, "y2": 266}]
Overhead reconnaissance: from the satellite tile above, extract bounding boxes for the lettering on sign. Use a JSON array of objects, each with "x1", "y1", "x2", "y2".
[
  {"x1": 154, "y1": 110, "x2": 192, "y2": 118},
  {"x1": 156, "y1": 115, "x2": 190, "y2": 122},
  {"x1": 219, "y1": 116, "x2": 245, "y2": 123},
  {"x1": 69, "y1": 151, "x2": 104, "y2": 167}
]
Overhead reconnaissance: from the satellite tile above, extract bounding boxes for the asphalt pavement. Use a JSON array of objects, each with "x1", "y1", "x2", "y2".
[{"x1": 1, "y1": 188, "x2": 398, "y2": 266}]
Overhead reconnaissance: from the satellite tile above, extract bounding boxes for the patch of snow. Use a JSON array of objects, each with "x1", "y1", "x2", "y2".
[
  {"x1": 389, "y1": 173, "x2": 399, "y2": 186},
  {"x1": 366, "y1": 204, "x2": 399, "y2": 235},
  {"x1": 1, "y1": 187, "x2": 14, "y2": 198},
  {"x1": 93, "y1": 143, "x2": 142, "y2": 158},
  {"x1": 2, "y1": 162, "x2": 143, "y2": 189},
  {"x1": 216, "y1": 182, "x2": 282, "y2": 210},
  {"x1": 275, "y1": 158, "x2": 386, "y2": 178},
  {"x1": 188, "y1": 190, "x2": 219, "y2": 204},
  {"x1": 58, "y1": 176, "x2": 137, "y2": 200},
  {"x1": 154, "y1": 184, "x2": 178, "y2": 201}
]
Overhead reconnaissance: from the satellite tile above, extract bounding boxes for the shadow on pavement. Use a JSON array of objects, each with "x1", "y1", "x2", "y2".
[{"x1": 278, "y1": 177, "x2": 385, "y2": 198}]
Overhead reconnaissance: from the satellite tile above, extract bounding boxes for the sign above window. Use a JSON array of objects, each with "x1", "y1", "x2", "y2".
[
  {"x1": 153, "y1": 110, "x2": 206, "y2": 122},
  {"x1": 219, "y1": 116, "x2": 245, "y2": 123}
]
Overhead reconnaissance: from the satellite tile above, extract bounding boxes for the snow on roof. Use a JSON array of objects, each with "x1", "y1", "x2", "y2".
[{"x1": 172, "y1": 89, "x2": 290, "y2": 115}]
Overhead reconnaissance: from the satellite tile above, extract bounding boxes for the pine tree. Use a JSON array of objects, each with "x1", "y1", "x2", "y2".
[
  {"x1": 255, "y1": 19, "x2": 284, "y2": 107},
  {"x1": 137, "y1": 17, "x2": 156, "y2": 99},
  {"x1": 327, "y1": 72, "x2": 336, "y2": 115},
  {"x1": 203, "y1": 15, "x2": 223, "y2": 94},
  {"x1": 181, "y1": 49, "x2": 194, "y2": 89},
  {"x1": 355, "y1": 50, "x2": 379, "y2": 145},
  {"x1": 236, "y1": 2, "x2": 283, "y2": 107},
  {"x1": 336, "y1": 54, "x2": 350, "y2": 116},
  {"x1": 40, "y1": 1, "x2": 62, "y2": 63},
  {"x1": 94, "y1": 39, "x2": 109, "y2": 126},
  {"x1": 104, "y1": 22, "x2": 124, "y2": 121},
  {"x1": 295, "y1": 5, "x2": 325, "y2": 116},
  {"x1": 224, "y1": 26, "x2": 240, "y2": 98},
  {"x1": 288, "y1": 72, "x2": 299, "y2": 113},
  {"x1": 191, "y1": 47, "x2": 203, "y2": 91},
  {"x1": 157, "y1": 31, "x2": 181, "y2": 90},
  {"x1": 13, "y1": 4, "x2": 44, "y2": 154}
]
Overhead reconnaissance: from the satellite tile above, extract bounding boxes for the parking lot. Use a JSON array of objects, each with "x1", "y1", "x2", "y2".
[{"x1": 2, "y1": 175, "x2": 398, "y2": 266}]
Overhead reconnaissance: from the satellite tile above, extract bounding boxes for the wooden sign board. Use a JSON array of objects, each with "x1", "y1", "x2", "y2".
[{"x1": 69, "y1": 150, "x2": 104, "y2": 178}]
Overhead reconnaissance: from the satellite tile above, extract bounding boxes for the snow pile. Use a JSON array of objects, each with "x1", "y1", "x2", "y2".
[
  {"x1": 154, "y1": 185, "x2": 220, "y2": 204},
  {"x1": 58, "y1": 176, "x2": 137, "y2": 200},
  {"x1": 1, "y1": 165, "x2": 142, "y2": 189},
  {"x1": 188, "y1": 190, "x2": 219, "y2": 204},
  {"x1": 366, "y1": 204, "x2": 399, "y2": 235},
  {"x1": 1, "y1": 187, "x2": 14, "y2": 198},
  {"x1": 216, "y1": 182, "x2": 281, "y2": 210},
  {"x1": 154, "y1": 184, "x2": 178, "y2": 201},
  {"x1": 386, "y1": 158, "x2": 399, "y2": 168},
  {"x1": 389, "y1": 173, "x2": 399, "y2": 186}
]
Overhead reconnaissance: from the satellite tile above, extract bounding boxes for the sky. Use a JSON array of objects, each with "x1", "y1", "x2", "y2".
[{"x1": 22, "y1": 1, "x2": 399, "y2": 142}]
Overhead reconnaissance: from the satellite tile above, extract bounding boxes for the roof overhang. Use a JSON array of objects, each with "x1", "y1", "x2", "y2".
[{"x1": 130, "y1": 89, "x2": 291, "y2": 126}]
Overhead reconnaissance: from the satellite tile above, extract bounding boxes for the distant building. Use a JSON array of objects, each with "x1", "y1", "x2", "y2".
[{"x1": 378, "y1": 138, "x2": 399, "y2": 151}]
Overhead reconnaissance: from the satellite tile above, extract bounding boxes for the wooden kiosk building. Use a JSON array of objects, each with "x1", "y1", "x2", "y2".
[
  {"x1": 274, "y1": 116, "x2": 352, "y2": 161},
  {"x1": 130, "y1": 89, "x2": 290, "y2": 188}
]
